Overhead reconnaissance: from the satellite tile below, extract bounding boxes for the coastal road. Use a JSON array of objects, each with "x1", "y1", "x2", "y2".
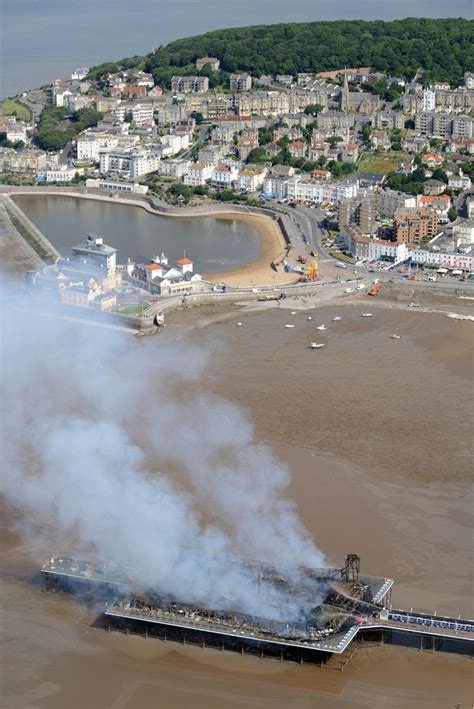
[{"x1": 268, "y1": 201, "x2": 352, "y2": 280}]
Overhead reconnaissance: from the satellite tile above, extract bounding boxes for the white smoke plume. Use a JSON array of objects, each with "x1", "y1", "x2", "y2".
[{"x1": 0, "y1": 275, "x2": 326, "y2": 620}]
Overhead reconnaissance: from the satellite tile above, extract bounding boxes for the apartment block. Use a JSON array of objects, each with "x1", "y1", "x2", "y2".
[
  {"x1": 393, "y1": 208, "x2": 438, "y2": 246},
  {"x1": 171, "y1": 76, "x2": 209, "y2": 93},
  {"x1": 230, "y1": 74, "x2": 252, "y2": 91}
]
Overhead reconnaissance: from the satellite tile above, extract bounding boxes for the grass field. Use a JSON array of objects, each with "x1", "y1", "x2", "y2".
[
  {"x1": 117, "y1": 304, "x2": 147, "y2": 315},
  {"x1": 1, "y1": 98, "x2": 32, "y2": 122},
  {"x1": 356, "y1": 152, "x2": 408, "y2": 176}
]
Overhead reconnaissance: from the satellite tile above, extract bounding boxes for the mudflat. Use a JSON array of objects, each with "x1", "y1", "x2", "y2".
[{"x1": 1, "y1": 297, "x2": 473, "y2": 708}]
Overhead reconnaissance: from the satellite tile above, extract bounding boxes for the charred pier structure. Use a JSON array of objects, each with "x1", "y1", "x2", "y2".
[{"x1": 41, "y1": 554, "x2": 473, "y2": 665}]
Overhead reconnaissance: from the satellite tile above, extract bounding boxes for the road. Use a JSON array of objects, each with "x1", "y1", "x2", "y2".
[
  {"x1": 263, "y1": 200, "x2": 351, "y2": 280},
  {"x1": 180, "y1": 123, "x2": 210, "y2": 160}
]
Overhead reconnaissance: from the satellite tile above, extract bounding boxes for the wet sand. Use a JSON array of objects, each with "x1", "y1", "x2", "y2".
[{"x1": 1, "y1": 298, "x2": 474, "y2": 707}]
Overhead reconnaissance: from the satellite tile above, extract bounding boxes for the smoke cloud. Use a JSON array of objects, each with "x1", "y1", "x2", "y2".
[{"x1": 1, "y1": 274, "x2": 326, "y2": 620}]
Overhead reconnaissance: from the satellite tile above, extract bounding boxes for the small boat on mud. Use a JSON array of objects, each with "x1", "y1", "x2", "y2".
[
  {"x1": 316, "y1": 324, "x2": 327, "y2": 330},
  {"x1": 390, "y1": 334, "x2": 401, "y2": 340},
  {"x1": 361, "y1": 313, "x2": 373, "y2": 318},
  {"x1": 309, "y1": 342, "x2": 325, "y2": 349},
  {"x1": 285, "y1": 324, "x2": 295, "y2": 328},
  {"x1": 332, "y1": 316, "x2": 342, "y2": 322}
]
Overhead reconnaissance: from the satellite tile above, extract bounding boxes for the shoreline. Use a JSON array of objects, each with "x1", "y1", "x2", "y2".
[{"x1": 4, "y1": 186, "x2": 292, "y2": 287}]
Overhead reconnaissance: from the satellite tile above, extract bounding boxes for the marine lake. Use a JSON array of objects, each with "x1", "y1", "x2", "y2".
[{"x1": 12, "y1": 194, "x2": 261, "y2": 274}]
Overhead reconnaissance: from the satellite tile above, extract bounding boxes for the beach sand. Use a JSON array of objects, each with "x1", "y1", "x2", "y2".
[
  {"x1": 1, "y1": 296, "x2": 473, "y2": 708},
  {"x1": 203, "y1": 213, "x2": 295, "y2": 288}
]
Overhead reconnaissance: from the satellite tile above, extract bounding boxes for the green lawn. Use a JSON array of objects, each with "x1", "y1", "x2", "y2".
[
  {"x1": 1, "y1": 98, "x2": 32, "y2": 122},
  {"x1": 356, "y1": 152, "x2": 408, "y2": 176},
  {"x1": 117, "y1": 304, "x2": 147, "y2": 315}
]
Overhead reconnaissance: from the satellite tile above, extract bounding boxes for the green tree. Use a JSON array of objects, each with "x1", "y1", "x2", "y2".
[
  {"x1": 193, "y1": 185, "x2": 209, "y2": 196},
  {"x1": 258, "y1": 127, "x2": 274, "y2": 145},
  {"x1": 168, "y1": 182, "x2": 193, "y2": 201},
  {"x1": 304, "y1": 103, "x2": 324, "y2": 115},
  {"x1": 246, "y1": 147, "x2": 270, "y2": 163},
  {"x1": 431, "y1": 168, "x2": 448, "y2": 184}
]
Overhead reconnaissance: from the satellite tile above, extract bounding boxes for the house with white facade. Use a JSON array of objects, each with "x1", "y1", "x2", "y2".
[
  {"x1": 237, "y1": 168, "x2": 266, "y2": 192},
  {"x1": 156, "y1": 158, "x2": 190, "y2": 179},
  {"x1": 37, "y1": 166, "x2": 84, "y2": 183},
  {"x1": 448, "y1": 174, "x2": 472, "y2": 191},
  {"x1": 211, "y1": 165, "x2": 239, "y2": 187},
  {"x1": 126, "y1": 254, "x2": 202, "y2": 295},
  {"x1": 160, "y1": 132, "x2": 190, "y2": 156},
  {"x1": 285, "y1": 175, "x2": 359, "y2": 204},
  {"x1": 183, "y1": 163, "x2": 213, "y2": 186}
]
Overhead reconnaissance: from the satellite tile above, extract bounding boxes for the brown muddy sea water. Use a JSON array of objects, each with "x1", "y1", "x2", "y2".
[{"x1": 1, "y1": 300, "x2": 473, "y2": 708}]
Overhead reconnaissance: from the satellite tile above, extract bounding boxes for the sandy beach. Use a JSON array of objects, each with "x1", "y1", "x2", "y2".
[
  {"x1": 202, "y1": 212, "x2": 295, "y2": 288},
  {"x1": 1, "y1": 288, "x2": 473, "y2": 708}
]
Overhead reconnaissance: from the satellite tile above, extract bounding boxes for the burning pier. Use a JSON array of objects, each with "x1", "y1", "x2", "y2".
[{"x1": 41, "y1": 553, "x2": 394, "y2": 661}]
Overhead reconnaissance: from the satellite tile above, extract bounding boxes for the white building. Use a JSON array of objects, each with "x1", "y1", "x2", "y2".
[
  {"x1": 262, "y1": 175, "x2": 289, "y2": 198},
  {"x1": 410, "y1": 249, "x2": 474, "y2": 271},
  {"x1": 54, "y1": 88, "x2": 75, "y2": 107},
  {"x1": 115, "y1": 102, "x2": 154, "y2": 126},
  {"x1": 100, "y1": 147, "x2": 160, "y2": 179},
  {"x1": 448, "y1": 174, "x2": 472, "y2": 191},
  {"x1": 37, "y1": 166, "x2": 84, "y2": 183},
  {"x1": 77, "y1": 137, "x2": 101, "y2": 162},
  {"x1": 237, "y1": 169, "x2": 266, "y2": 192},
  {"x1": 183, "y1": 163, "x2": 213, "y2": 186},
  {"x1": 127, "y1": 254, "x2": 202, "y2": 295},
  {"x1": 72, "y1": 232, "x2": 117, "y2": 273},
  {"x1": 156, "y1": 159, "x2": 191, "y2": 179},
  {"x1": 71, "y1": 67, "x2": 89, "y2": 80},
  {"x1": 286, "y1": 176, "x2": 359, "y2": 204},
  {"x1": 345, "y1": 230, "x2": 410, "y2": 263},
  {"x1": 211, "y1": 165, "x2": 239, "y2": 187},
  {"x1": 422, "y1": 89, "x2": 436, "y2": 112},
  {"x1": 160, "y1": 133, "x2": 189, "y2": 156},
  {"x1": 85, "y1": 178, "x2": 149, "y2": 194}
]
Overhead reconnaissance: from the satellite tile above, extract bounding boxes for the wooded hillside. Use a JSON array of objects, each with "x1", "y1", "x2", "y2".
[{"x1": 89, "y1": 18, "x2": 473, "y2": 88}]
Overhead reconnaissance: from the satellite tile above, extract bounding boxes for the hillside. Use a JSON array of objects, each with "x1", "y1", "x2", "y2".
[{"x1": 89, "y1": 18, "x2": 473, "y2": 88}]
